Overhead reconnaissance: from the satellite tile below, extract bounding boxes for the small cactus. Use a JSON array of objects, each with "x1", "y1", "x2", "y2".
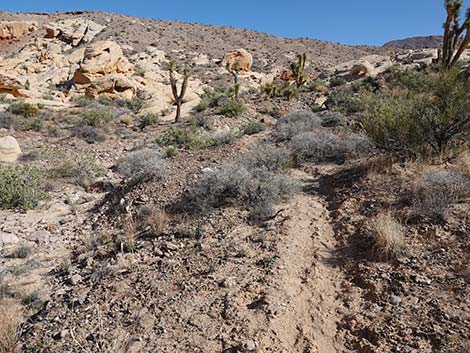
[{"x1": 168, "y1": 60, "x2": 189, "y2": 122}]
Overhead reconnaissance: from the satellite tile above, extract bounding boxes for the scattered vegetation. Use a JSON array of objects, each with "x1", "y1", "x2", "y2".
[
  {"x1": 8, "y1": 101, "x2": 38, "y2": 118},
  {"x1": 195, "y1": 87, "x2": 224, "y2": 112},
  {"x1": 412, "y1": 169, "x2": 470, "y2": 221},
  {"x1": 0, "y1": 111, "x2": 16, "y2": 129},
  {"x1": 219, "y1": 98, "x2": 246, "y2": 117},
  {"x1": 157, "y1": 125, "x2": 211, "y2": 150},
  {"x1": 0, "y1": 299, "x2": 21, "y2": 353},
  {"x1": 242, "y1": 120, "x2": 265, "y2": 135},
  {"x1": 371, "y1": 212, "x2": 405, "y2": 260},
  {"x1": 116, "y1": 148, "x2": 167, "y2": 183},
  {"x1": 290, "y1": 53, "x2": 307, "y2": 88},
  {"x1": 272, "y1": 110, "x2": 322, "y2": 142},
  {"x1": 0, "y1": 164, "x2": 46, "y2": 210},
  {"x1": 72, "y1": 126, "x2": 107, "y2": 144},
  {"x1": 80, "y1": 108, "x2": 114, "y2": 127},
  {"x1": 140, "y1": 113, "x2": 160, "y2": 129}
]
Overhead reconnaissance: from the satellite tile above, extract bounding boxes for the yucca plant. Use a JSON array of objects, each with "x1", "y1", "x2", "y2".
[
  {"x1": 440, "y1": 0, "x2": 470, "y2": 68},
  {"x1": 168, "y1": 60, "x2": 189, "y2": 122}
]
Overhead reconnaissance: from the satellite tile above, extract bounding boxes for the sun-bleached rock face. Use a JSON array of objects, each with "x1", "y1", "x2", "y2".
[
  {"x1": 221, "y1": 49, "x2": 253, "y2": 71},
  {"x1": 45, "y1": 18, "x2": 105, "y2": 47},
  {"x1": 0, "y1": 21, "x2": 37, "y2": 41},
  {"x1": 73, "y1": 41, "x2": 134, "y2": 85},
  {"x1": 0, "y1": 74, "x2": 29, "y2": 98},
  {"x1": 0, "y1": 136, "x2": 22, "y2": 163},
  {"x1": 350, "y1": 61, "x2": 374, "y2": 77},
  {"x1": 85, "y1": 74, "x2": 138, "y2": 100}
]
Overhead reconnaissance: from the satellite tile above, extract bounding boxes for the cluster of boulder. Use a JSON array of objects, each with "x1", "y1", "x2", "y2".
[{"x1": 0, "y1": 21, "x2": 37, "y2": 41}]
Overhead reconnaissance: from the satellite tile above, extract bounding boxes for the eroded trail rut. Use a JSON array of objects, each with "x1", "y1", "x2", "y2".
[{"x1": 247, "y1": 177, "x2": 349, "y2": 352}]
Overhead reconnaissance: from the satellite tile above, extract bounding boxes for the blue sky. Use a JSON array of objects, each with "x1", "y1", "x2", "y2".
[{"x1": 2, "y1": 1, "x2": 469, "y2": 45}]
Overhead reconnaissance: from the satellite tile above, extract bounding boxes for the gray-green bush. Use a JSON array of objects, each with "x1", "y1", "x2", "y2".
[
  {"x1": 0, "y1": 165, "x2": 46, "y2": 209},
  {"x1": 272, "y1": 110, "x2": 322, "y2": 142},
  {"x1": 116, "y1": 148, "x2": 167, "y2": 183}
]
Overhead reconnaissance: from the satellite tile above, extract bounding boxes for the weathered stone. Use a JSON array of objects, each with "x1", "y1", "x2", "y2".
[
  {"x1": 221, "y1": 48, "x2": 253, "y2": 71},
  {"x1": 0, "y1": 135, "x2": 22, "y2": 163},
  {"x1": 45, "y1": 19, "x2": 105, "y2": 46},
  {"x1": 0, "y1": 21, "x2": 37, "y2": 41}
]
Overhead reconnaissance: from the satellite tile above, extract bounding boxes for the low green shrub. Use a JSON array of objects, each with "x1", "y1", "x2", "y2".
[
  {"x1": 8, "y1": 102, "x2": 38, "y2": 118},
  {"x1": 242, "y1": 120, "x2": 265, "y2": 135},
  {"x1": 219, "y1": 99, "x2": 246, "y2": 117},
  {"x1": 0, "y1": 165, "x2": 46, "y2": 209},
  {"x1": 80, "y1": 109, "x2": 113, "y2": 127}
]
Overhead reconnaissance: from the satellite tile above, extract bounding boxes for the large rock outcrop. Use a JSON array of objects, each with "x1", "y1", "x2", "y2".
[
  {"x1": 221, "y1": 49, "x2": 253, "y2": 71},
  {"x1": 45, "y1": 19, "x2": 105, "y2": 47},
  {"x1": 73, "y1": 41, "x2": 134, "y2": 85},
  {"x1": 0, "y1": 21, "x2": 37, "y2": 41},
  {"x1": 0, "y1": 136, "x2": 21, "y2": 163}
]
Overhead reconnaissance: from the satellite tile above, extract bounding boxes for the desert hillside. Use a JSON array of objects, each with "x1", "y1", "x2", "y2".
[{"x1": 0, "y1": 10, "x2": 469, "y2": 353}]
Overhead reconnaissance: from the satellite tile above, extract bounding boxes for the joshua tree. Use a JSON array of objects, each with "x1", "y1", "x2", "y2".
[
  {"x1": 440, "y1": 0, "x2": 470, "y2": 68},
  {"x1": 291, "y1": 53, "x2": 307, "y2": 88},
  {"x1": 168, "y1": 60, "x2": 189, "y2": 122},
  {"x1": 226, "y1": 60, "x2": 241, "y2": 100}
]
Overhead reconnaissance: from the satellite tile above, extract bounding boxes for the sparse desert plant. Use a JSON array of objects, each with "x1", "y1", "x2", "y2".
[
  {"x1": 440, "y1": 0, "x2": 470, "y2": 68},
  {"x1": 72, "y1": 125, "x2": 107, "y2": 144},
  {"x1": 371, "y1": 212, "x2": 405, "y2": 260},
  {"x1": 157, "y1": 125, "x2": 211, "y2": 150},
  {"x1": 329, "y1": 77, "x2": 347, "y2": 87},
  {"x1": 219, "y1": 98, "x2": 246, "y2": 117},
  {"x1": 226, "y1": 60, "x2": 241, "y2": 100},
  {"x1": 412, "y1": 169, "x2": 470, "y2": 221},
  {"x1": 0, "y1": 111, "x2": 16, "y2": 129},
  {"x1": 0, "y1": 164, "x2": 46, "y2": 210},
  {"x1": 140, "y1": 113, "x2": 159, "y2": 129},
  {"x1": 210, "y1": 128, "x2": 237, "y2": 146},
  {"x1": 116, "y1": 148, "x2": 167, "y2": 183},
  {"x1": 120, "y1": 216, "x2": 137, "y2": 253},
  {"x1": 327, "y1": 86, "x2": 368, "y2": 114},
  {"x1": 242, "y1": 120, "x2": 265, "y2": 135},
  {"x1": 241, "y1": 145, "x2": 293, "y2": 172},
  {"x1": 307, "y1": 79, "x2": 329, "y2": 94},
  {"x1": 126, "y1": 96, "x2": 145, "y2": 113},
  {"x1": 97, "y1": 95, "x2": 113, "y2": 106},
  {"x1": 80, "y1": 108, "x2": 113, "y2": 127},
  {"x1": 0, "y1": 299, "x2": 22, "y2": 353},
  {"x1": 8, "y1": 101, "x2": 38, "y2": 118},
  {"x1": 289, "y1": 131, "x2": 371, "y2": 163},
  {"x1": 165, "y1": 146, "x2": 179, "y2": 158},
  {"x1": 282, "y1": 86, "x2": 299, "y2": 100},
  {"x1": 195, "y1": 87, "x2": 225, "y2": 112},
  {"x1": 144, "y1": 208, "x2": 169, "y2": 237},
  {"x1": 263, "y1": 83, "x2": 282, "y2": 98},
  {"x1": 74, "y1": 96, "x2": 95, "y2": 107},
  {"x1": 272, "y1": 110, "x2": 322, "y2": 142},
  {"x1": 319, "y1": 111, "x2": 347, "y2": 128},
  {"x1": 168, "y1": 60, "x2": 189, "y2": 122}
]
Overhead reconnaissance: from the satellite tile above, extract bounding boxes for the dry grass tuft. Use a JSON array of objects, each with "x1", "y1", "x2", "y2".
[
  {"x1": 371, "y1": 212, "x2": 405, "y2": 261},
  {"x1": 146, "y1": 209, "x2": 169, "y2": 237},
  {"x1": 0, "y1": 299, "x2": 22, "y2": 353}
]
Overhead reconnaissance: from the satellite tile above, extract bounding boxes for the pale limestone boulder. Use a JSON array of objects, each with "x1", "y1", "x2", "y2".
[
  {"x1": 221, "y1": 49, "x2": 253, "y2": 71},
  {"x1": 0, "y1": 74, "x2": 29, "y2": 98},
  {"x1": 0, "y1": 136, "x2": 22, "y2": 163},
  {"x1": 45, "y1": 18, "x2": 105, "y2": 46}
]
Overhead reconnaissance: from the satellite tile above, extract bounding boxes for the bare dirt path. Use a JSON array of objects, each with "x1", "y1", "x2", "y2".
[{"x1": 244, "y1": 172, "x2": 350, "y2": 353}]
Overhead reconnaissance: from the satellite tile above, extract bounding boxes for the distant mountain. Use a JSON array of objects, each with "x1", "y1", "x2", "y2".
[{"x1": 384, "y1": 36, "x2": 442, "y2": 49}]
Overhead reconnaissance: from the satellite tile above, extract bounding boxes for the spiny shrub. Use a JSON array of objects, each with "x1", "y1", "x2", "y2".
[
  {"x1": 116, "y1": 148, "x2": 167, "y2": 183},
  {"x1": 195, "y1": 87, "x2": 224, "y2": 112},
  {"x1": 327, "y1": 86, "x2": 368, "y2": 114},
  {"x1": 80, "y1": 109, "x2": 113, "y2": 127},
  {"x1": 272, "y1": 110, "x2": 322, "y2": 142},
  {"x1": 0, "y1": 164, "x2": 46, "y2": 209},
  {"x1": 188, "y1": 165, "x2": 297, "y2": 220},
  {"x1": 289, "y1": 131, "x2": 371, "y2": 163},
  {"x1": 412, "y1": 169, "x2": 470, "y2": 221},
  {"x1": 219, "y1": 98, "x2": 246, "y2": 117},
  {"x1": 72, "y1": 126, "x2": 106, "y2": 144},
  {"x1": 140, "y1": 113, "x2": 160, "y2": 129}
]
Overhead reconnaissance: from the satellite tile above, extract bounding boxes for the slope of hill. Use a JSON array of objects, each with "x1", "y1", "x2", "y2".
[{"x1": 384, "y1": 35, "x2": 442, "y2": 49}]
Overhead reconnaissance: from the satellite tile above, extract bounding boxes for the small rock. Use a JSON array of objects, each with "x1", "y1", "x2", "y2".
[
  {"x1": 239, "y1": 339, "x2": 257, "y2": 352},
  {"x1": 390, "y1": 295, "x2": 402, "y2": 306},
  {"x1": 69, "y1": 274, "x2": 82, "y2": 286},
  {"x1": 0, "y1": 232, "x2": 19, "y2": 246}
]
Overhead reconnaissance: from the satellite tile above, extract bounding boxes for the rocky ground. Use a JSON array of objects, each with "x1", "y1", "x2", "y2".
[{"x1": 0, "y1": 10, "x2": 469, "y2": 353}]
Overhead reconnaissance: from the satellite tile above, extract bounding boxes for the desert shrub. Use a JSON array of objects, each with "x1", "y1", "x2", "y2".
[
  {"x1": 289, "y1": 131, "x2": 371, "y2": 163},
  {"x1": 116, "y1": 148, "x2": 167, "y2": 183},
  {"x1": 189, "y1": 164, "x2": 297, "y2": 220},
  {"x1": 242, "y1": 120, "x2": 265, "y2": 135},
  {"x1": 363, "y1": 68, "x2": 470, "y2": 155},
  {"x1": 319, "y1": 111, "x2": 347, "y2": 128},
  {"x1": 219, "y1": 98, "x2": 246, "y2": 117},
  {"x1": 165, "y1": 146, "x2": 179, "y2": 158},
  {"x1": 74, "y1": 96, "x2": 95, "y2": 107},
  {"x1": 241, "y1": 145, "x2": 293, "y2": 172},
  {"x1": 97, "y1": 95, "x2": 113, "y2": 106},
  {"x1": 0, "y1": 111, "x2": 16, "y2": 129},
  {"x1": 48, "y1": 152, "x2": 105, "y2": 188},
  {"x1": 0, "y1": 299, "x2": 21, "y2": 353},
  {"x1": 17, "y1": 116, "x2": 43, "y2": 132},
  {"x1": 8, "y1": 101, "x2": 38, "y2": 118},
  {"x1": 263, "y1": 83, "x2": 282, "y2": 98},
  {"x1": 140, "y1": 113, "x2": 160, "y2": 128},
  {"x1": 371, "y1": 212, "x2": 405, "y2": 260},
  {"x1": 412, "y1": 169, "x2": 470, "y2": 221},
  {"x1": 272, "y1": 110, "x2": 322, "y2": 142},
  {"x1": 282, "y1": 86, "x2": 299, "y2": 100},
  {"x1": 195, "y1": 87, "x2": 224, "y2": 112},
  {"x1": 80, "y1": 108, "x2": 113, "y2": 127},
  {"x1": 327, "y1": 86, "x2": 368, "y2": 114},
  {"x1": 210, "y1": 129, "x2": 236, "y2": 146},
  {"x1": 139, "y1": 207, "x2": 169, "y2": 237},
  {"x1": 72, "y1": 126, "x2": 106, "y2": 143},
  {"x1": 126, "y1": 96, "x2": 145, "y2": 113},
  {"x1": 0, "y1": 164, "x2": 46, "y2": 209},
  {"x1": 329, "y1": 77, "x2": 346, "y2": 87},
  {"x1": 157, "y1": 126, "x2": 210, "y2": 150}
]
